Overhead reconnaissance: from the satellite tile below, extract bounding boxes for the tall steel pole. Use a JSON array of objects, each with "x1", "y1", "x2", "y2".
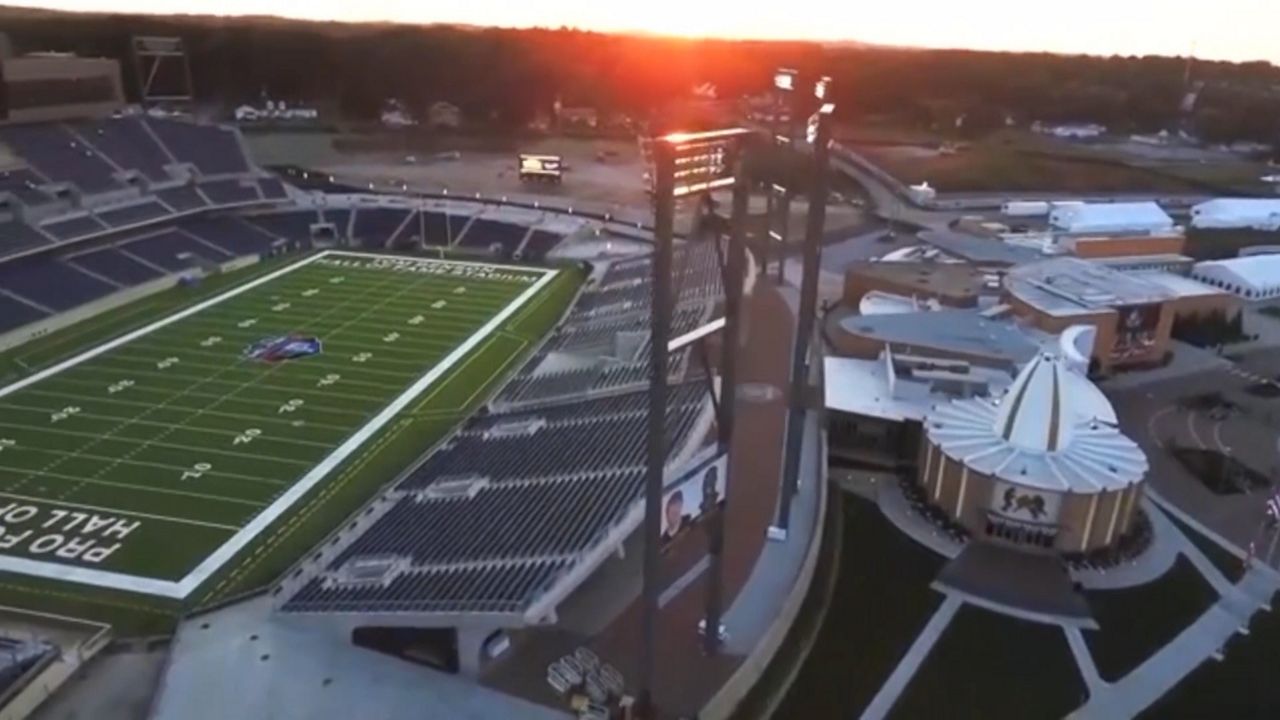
[
  {"x1": 776, "y1": 110, "x2": 831, "y2": 534},
  {"x1": 638, "y1": 141, "x2": 674, "y2": 719},
  {"x1": 703, "y1": 157, "x2": 749, "y2": 655}
]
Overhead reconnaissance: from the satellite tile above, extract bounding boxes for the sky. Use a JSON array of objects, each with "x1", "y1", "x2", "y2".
[{"x1": 9, "y1": 0, "x2": 1280, "y2": 65}]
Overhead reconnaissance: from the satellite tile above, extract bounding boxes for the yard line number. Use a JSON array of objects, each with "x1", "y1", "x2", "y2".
[
  {"x1": 317, "y1": 373, "x2": 341, "y2": 388},
  {"x1": 233, "y1": 428, "x2": 262, "y2": 446},
  {"x1": 181, "y1": 462, "x2": 212, "y2": 481},
  {"x1": 200, "y1": 335, "x2": 223, "y2": 348},
  {"x1": 50, "y1": 406, "x2": 82, "y2": 424},
  {"x1": 0, "y1": 439, "x2": 15, "y2": 453},
  {"x1": 107, "y1": 379, "x2": 135, "y2": 395},
  {"x1": 156, "y1": 356, "x2": 180, "y2": 370},
  {"x1": 278, "y1": 398, "x2": 305, "y2": 414}
]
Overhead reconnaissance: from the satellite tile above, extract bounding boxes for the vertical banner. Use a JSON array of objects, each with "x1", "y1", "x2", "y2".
[{"x1": 661, "y1": 453, "x2": 728, "y2": 546}]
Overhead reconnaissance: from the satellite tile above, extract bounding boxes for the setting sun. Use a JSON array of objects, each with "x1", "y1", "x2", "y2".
[{"x1": 6, "y1": 0, "x2": 1280, "y2": 63}]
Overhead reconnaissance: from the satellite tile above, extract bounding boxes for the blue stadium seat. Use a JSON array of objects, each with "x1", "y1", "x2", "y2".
[
  {"x1": 0, "y1": 257, "x2": 118, "y2": 311},
  {"x1": 67, "y1": 247, "x2": 165, "y2": 286},
  {"x1": 0, "y1": 293, "x2": 48, "y2": 334},
  {"x1": 76, "y1": 118, "x2": 173, "y2": 182},
  {"x1": 0, "y1": 125, "x2": 120, "y2": 193},
  {"x1": 146, "y1": 119, "x2": 251, "y2": 176}
]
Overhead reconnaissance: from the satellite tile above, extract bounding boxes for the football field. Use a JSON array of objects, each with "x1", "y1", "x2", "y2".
[{"x1": 0, "y1": 251, "x2": 557, "y2": 599}]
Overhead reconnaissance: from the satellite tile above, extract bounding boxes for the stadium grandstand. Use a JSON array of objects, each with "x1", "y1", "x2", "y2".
[{"x1": 275, "y1": 238, "x2": 725, "y2": 675}]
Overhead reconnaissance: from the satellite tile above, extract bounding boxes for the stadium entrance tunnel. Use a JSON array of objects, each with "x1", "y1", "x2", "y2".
[{"x1": 352, "y1": 626, "x2": 460, "y2": 674}]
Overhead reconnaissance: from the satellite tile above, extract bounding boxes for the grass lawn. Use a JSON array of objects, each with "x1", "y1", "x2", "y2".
[
  {"x1": 1162, "y1": 511, "x2": 1246, "y2": 583},
  {"x1": 1141, "y1": 599, "x2": 1280, "y2": 719},
  {"x1": 856, "y1": 141, "x2": 1202, "y2": 194},
  {"x1": 890, "y1": 605, "x2": 1086, "y2": 720},
  {"x1": 1083, "y1": 556, "x2": 1220, "y2": 682},
  {"x1": 774, "y1": 495, "x2": 946, "y2": 718},
  {"x1": 0, "y1": 251, "x2": 581, "y2": 634}
]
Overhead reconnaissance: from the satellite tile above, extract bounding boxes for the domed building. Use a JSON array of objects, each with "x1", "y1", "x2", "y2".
[{"x1": 918, "y1": 352, "x2": 1148, "y2": 554}]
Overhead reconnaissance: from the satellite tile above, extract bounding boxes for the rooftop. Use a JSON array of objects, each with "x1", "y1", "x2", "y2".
[
  {"x1": 1005, "y1": 257, "x2": 1176, "y2": 317},
  {"x1": 925, "y1": 353, "x2": 1146, "y2": 494},
  {"x1": 918, "y1": 230, "x2": 1045, "y2": 267},
  {"x1": 846, "y1": 261, "x2": 987, "y2": 303},
  {"x1": 1050, "y1": 202, "x2": 1174, "y2": 234},
  {"x1": 839, "y1": 309, "x2": 1042, "y2": 367}
]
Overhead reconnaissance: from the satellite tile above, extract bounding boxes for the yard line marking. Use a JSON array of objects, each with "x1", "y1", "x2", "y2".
[
  {"x1": 0, "y1": 491, "x2": 242, "y2": 531},
  {"x1": 0, "y1": 467, "x2": 268, "y2": 507},
  {"x1": 0, "y1": 422, "x2": 322, "y2": 464},
  {"x1": 36, "y1": 368, "x2": 408, "y2": 405},
  {"x1": 0, "y1": 251, "x2": 557, "y2": 599},
  {"x1": 71, "y1": 359, "x2": 419, "y2": 392},
  {"x1": 9, "y1": 389, "x2": 368, "y2": 427},
  {"x1": 0, "y1": 447, "x2": 290, "y2": 485},
  {"x1": 0, "y1": 405, "x2": 343, "y2": 447}
]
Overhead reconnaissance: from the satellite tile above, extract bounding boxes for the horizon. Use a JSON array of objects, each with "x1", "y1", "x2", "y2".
[{"x1": 3, "y1": 0, "x2": 1279, "y2": 66}]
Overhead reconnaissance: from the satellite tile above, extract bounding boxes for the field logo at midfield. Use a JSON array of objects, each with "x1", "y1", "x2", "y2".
[{"x1": 243, "y1": 334, "x2": 323, "y2": 363}]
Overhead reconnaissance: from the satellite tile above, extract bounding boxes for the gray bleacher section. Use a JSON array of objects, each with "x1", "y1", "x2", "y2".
[
  {"x1": 0, "y1": 220, "x2": 52, "y2": 258},
  {"x1": 282, "y1": 383, "x2": 706, "y2": 616},
  {"x1": 199, "y1": 179, "x2": 259, "y2": 205},
  {"x1": 243, "y1": 211, "x2": 319, "y2": 245},
  {"x1": 182, "y1": 217, "x2": 278, "y2": 256},
  {"x1": 350, "y1": 208, "x2": 410, "y2": 248},
  {"x1": 522, "y1": 229, "x2": 564, "y2": 260},
  {"x1": 0, "y1": 124, "x2": 119, "y2": 193},
  {"x1": 67, "y1": 247, "x2": 164, "y2": 286},
  {"x1": 147, "y1": 119, "x2": 250, "y2": 176},
  {"x1": 98, "y1": 200, "x2": 170, "y2": 228},
  {"x1": 258, "y1": 177, "x2": 288, "y2": 200},
  {"x1": 155, "y1": 185, "x2": 208, "y2": 213},
  {"x1": 78, "y1": 118, "x2": 172, "y2": 182},
  {"x1": 495, "y1": 241, "x2": 720, "y2": 408},
  {"x1": 0, "y1": 256, "x2": 117, "y2": 311},
  {"x1": 42, "y1": 215, "x2": 107, "y2": 241},
  {"x1": 0, "y1": 292, "x2": 48, "y2": 333},
  {"x1": 322, "y1": 209, "x2": 352, "y2": 237},
  {"x1": 0, "y1": 168, "x2": 52, "y2": 206},
  {"x1": 459, "y1": 218, "x2": 526, "y2": 258},
  {"x1": 121, "y1": 229, "x2": 231, "y2": 271}
]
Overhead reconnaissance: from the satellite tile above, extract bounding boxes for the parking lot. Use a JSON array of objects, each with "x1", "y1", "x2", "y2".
[{"x1": 1110, "y1": 347, "x2": 1280, "y2": 553}]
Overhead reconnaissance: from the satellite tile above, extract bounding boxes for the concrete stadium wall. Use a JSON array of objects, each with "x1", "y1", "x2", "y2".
[
  {"x1": 0, "y1": 610, "x2": 111, "y2": 720},
  {"x1": 700, "y1": 422, "x2": 831, "y2": 720}
]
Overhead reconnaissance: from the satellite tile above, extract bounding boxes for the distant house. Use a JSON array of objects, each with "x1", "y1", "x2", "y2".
[
  {"x1": 1032, "y1": 121, "x2": 1106, "y2": 139},
  {"x1": 556, "y1": 106, "x2": 598, "y2": 129},
  {"x1": 381, "y1": 99, "x2": 417, "y2": 129},
  {"x1": 427, "y1": 102, "x2": 462, "y2": 130}
]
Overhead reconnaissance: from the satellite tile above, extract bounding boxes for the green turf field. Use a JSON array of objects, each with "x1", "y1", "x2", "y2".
[{"x1": 0, "y1": 250, "x2": 561, "y2": 606}]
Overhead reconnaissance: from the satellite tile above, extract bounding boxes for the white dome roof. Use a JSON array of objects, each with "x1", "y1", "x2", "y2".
[{"x1": 994, "y1": 353, "x2": 1074, "y2": 452}]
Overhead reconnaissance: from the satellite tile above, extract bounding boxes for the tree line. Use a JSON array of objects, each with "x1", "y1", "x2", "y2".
[{"x1": 3, "y1": 9, "x2": 1280, "y2": 145}]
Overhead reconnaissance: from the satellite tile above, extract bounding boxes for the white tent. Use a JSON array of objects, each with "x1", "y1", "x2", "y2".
[
  {"x1": 1190, "y1": 198, "x2": 1280, "y2": 230},
  {"x1": 1191, "y1": 254, "x2": 1280, "y2": 300},
  {"x1": 1049, "y1": 201, "x2": 1174, "y2": 235}
]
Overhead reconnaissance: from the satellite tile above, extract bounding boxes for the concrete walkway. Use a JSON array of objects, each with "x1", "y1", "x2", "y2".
[
  {"x1": 1068, "y1": 566, "x2": 1279, "y2": 720},
  {"x1": 859, "y1": 594, "x2": 962, "y2": 720}
]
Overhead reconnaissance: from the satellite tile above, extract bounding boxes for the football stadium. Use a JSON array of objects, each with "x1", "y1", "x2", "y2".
[{"x1": 0, "y1": 36, "x2": 826, "y2": 720}]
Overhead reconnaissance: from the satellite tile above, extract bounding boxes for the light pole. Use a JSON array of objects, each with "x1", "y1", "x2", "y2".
[
  {"x1": 638, "y1": 128, "x2": 753, "y2": 718},
  {"x1": 775, "y1": 77, "x2": 835, "y2": 538}
]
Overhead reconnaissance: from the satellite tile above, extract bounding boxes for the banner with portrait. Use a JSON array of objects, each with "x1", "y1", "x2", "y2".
[{"x1": 660, "y1": 454, "x2": 728, "y2": 546}]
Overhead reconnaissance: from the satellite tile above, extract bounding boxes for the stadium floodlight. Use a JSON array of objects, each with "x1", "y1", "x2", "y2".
[
  {"x1": 774, "y1": 68, "x2": 798, "y2": 92},
  {"x1": 806, "y1": 103, "x2": 836, "y2": 145},
  {"x1": 814, "y1": 75, "x2": 832, "y2": 100}
]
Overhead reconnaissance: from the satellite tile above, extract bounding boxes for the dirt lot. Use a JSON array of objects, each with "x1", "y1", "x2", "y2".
[{"x1": 247, "y1": 132, "x2": 650, "y2": 209}]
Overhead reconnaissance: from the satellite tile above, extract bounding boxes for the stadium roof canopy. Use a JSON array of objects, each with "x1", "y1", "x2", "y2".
[
  {"x1": 1191, "y1": 198, "x2": 1280, "y2": 230},
  {"x1": 1192, "y1": 254, "x2": 1280, "y2": 300},
  {"x1": 924, "y1": 353, "x2": 1145, "y2": 493},
  {"x1": 1049, "y1": 201, "x2": 1174, "y2": 235}
]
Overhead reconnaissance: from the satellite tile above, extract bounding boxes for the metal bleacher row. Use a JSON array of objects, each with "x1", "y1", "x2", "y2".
[
  {"x1": 282, "y1": 383, "x2": 710, "y2": 615},
  {"x1": 0, "y1": 117, "x2": 274, "y2": 260},
  {"x1": 279, "y1": 245, "x2": 721, "y2": 618}
]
